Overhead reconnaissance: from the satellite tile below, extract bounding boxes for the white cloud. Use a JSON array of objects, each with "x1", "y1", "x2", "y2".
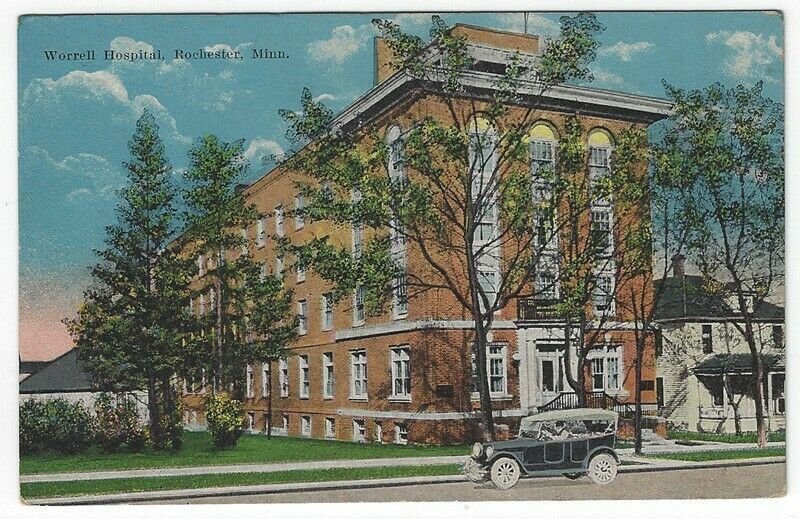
[
  {"x1": 599, "y1": 41, "x2": 655, "y2": 62},
  {"x1": 493, "y1": 13, "x2": 560, "y2": 38},
  {"x1": 590, "y1": 68, "x2": 626, "y2": 88},
  {"x1": 307, "y1": 25, "x2": 373, "y2": 65},
  {"x1": 390, "y1": 13, "x2": 434, "y2": 28},
  {"x1": 706, "y1": 31, "x2": 783, "y2": 81},
  {"x1": 244, "y1": 138, "x2": 284, "y2": 165},
  {"x1": 203, "y1": 42, "x2": 253, "y2": 54},
  {"x1": 27, "y1": 146, "x2": 124, "y2": 202},
  {"x1": 22, "y1": 70, "x2": 129, "y2": 105},
  {"x1": 131, "y1": 94, "x2": 192, "y2": 144},
  {"x1": 312, "y1": 93, "x2": 339, "y2": 103}
]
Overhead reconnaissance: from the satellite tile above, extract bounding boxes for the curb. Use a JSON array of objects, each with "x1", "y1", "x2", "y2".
[{"x1": 24, "y1": 456, "x2": 785, "y2": 505}]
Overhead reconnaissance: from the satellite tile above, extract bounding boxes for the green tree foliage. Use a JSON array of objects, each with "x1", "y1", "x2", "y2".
[
  {"x1": 205, "y1": 394, "x2": 244, "y2": 449},
  {"x1": 65, "y1": 110, "x2": 194, "y2": 450},
  {"x1": 278, "y1": 14, "x2": 606, "y2": 440},
  {"x1": 19, "y1": 398, "x2": 94, "y2": 455},
  {"x1": 659, "y1": 81, "x2": 784, "y2": 447}
]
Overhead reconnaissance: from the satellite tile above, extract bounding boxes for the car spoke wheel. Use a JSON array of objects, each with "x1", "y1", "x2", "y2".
[
  {"x1": 490, "y1": 457, "x2": 521, "y2": 490},
  {"x1": 463, "y1": 458, "x2": 488, "y2": 483},
  {"x1": 563, "y1": 472, "x2": 583, "y2": 480},
  {"x1": 587, "y1": 453, "x2": 617, "y2": 485}
]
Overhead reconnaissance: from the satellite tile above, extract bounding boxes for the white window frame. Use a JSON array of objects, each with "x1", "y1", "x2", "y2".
[
  {"x1": 294, "y1": 194, "x2": 305, "y2": 230},
  {"x1": 246, "y1": 364, "x2": 254, "y2": 398},
  {"x1": 470, "y1": 129, "x2": 500, "y2": 313},
  {"x1": 321, "y1": 293, "x2": 333, "y2": 331},
  {"x1": 350, "y1": 349, "x2": 368, "y2": 400},
  {"x1": 297, "y1": 300, "x2": 308, "y2": 335},
  {"x1": 588, "y1": 344, "x2": 623, "y2": 394},
  {"x1": 470, "y1": 343, "x2": 509, "y2": 399},
  {"x1": 394, "y1": 423, "x2": 408, "y2": 445},
  {"x1": 299, "y1": 355, "x2": 309, "y2": 399},
  {"x1": 247, "y1": 411, "x2": 255, "y2": 431},
  {"x1": 390, "y1": 346, "x2": 411, "y2": 401},
  {"x1": 279, "y1": 358, "x2": 289, "y2": 398},
  {"x1": 353, "y1": 419, "x2": 367, "y2": 443},
  {"x1": 322, "y1": 352, "x2": 334, "y2": 399},
  {"x1": 275, "y1": 206, "x2": 285, "y2": 237},
  {"x1": 282, "y1": 414, "x2": 289, "y2": 432},
  {"x1": 592, "y1": 270, "x2": 616, "y2": 317},
  {"x1": 353, "y1": 285, "x2": 365, "y2": 327},
  {"x1": 325, "y1": 417, "x2": 336, "y2": 439},
  {"x1": 297, "y1": 264, "x2": 306, "y2": 283},
  {"x1": 261, "y1": 362, "x2": 270, "y2": 397},
  {"x1": 537, "y1": 343, "x2": 566, "y2": 397},
  {"x1": 257, "y1": 216, "x2": 267, "y2": 247},
  {"x1": 375, "y1": 422, "x2": 383, "y2": 443},
  {"x1": 387, "y1": 126, "x2": 409, "y2": 320},
  {"x1": 300, "y1": 415, "x2": 311, "y2": 437}
]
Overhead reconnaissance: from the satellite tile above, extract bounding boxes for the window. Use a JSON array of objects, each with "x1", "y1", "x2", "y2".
[
  {"x1": 297, "y1": 300, "x2": 308, "y2": 335},
  {"x1": 199, "y1": 293, "x2": 206, "y2": 315},
  {"x1": 591, "y1": 358, "x2": 605, "y2": 391},
  {"x1": 350, "y1": 350, "x2": 368, "y2": 399},
  {"x1": 325, "y1": 417, "x2": 336, "y2": 439},
  {"x1": 471, "y1": 343, "x2": 508, "y2": 397},
  {"x1": 772, "y1": 325, "x2": 783, "y2": 347},
  {"x1": 606, "y1": 355, "x2": 620, "y2": 391},
  {"x1": 535, "y1": 269, "x2": 558, "y2": 300},
  {"x1": 297, "y1": 264, "x2": 306, "y2": 283},
  {"x1": 282, "y1": 414, "x2": 289, "y2": 431},
  {"x1": 387, "y1": 126, "x2": 408, "y2": 320},
  {"x1": 393, "y1": 273, "x2": 408, "y2": 318},
  {"x1": 301, "y1": 416, "x2": 311, "y2": 436},
  {"x1": 702, "y1": 324, "x2": 713, "y2": 354},
  {"x1": 353, "y1": 420, "x2": 366, "y2": 442},
  {"x1": 247, "y1": 412, "x2": 255, "y2": 431},
  {"x1": 261, "y1": 362, "x2": 270, "y2": 397},
  {"x1": 246, "y1": 364, "x2": 254, "y2": 398},
  {"x1": 299, "y1": 355, "x2": 309, "y2": 398},
  {"x1": 591, "y1": 208, "x2": 612, "y2": 257},
  {"x1": 593, "y1": 273, "x2": 614, "y2": 316},
  {"x1": 771, "y1": 373, "x2": 785, "y2": 414},
  {"x1": 275, "y1": 206, "x2": 285, "y2": 237},
  {"x1": 353, "y1": 285, "x2": 365, "y2": 326},
  {"x1": 259, "y1": 262, "x2": 267, "y2": 281},
  {"x1": 322, "y1": 352, "x2": 334, "y2": 399},
  {"x1": 198, "y1": 254, "x2": 206, "y2": 276},
  {"x1": 276, "y1": 256, "x2": 284, "y2": 279},
  {"x1": 257, "y1": 216, "x2": 266, "y2": 246},
  {"x1": 394, "y1": 423, "x2": 408, "y2": 445},
  {"x1": 375, "y1": 422, "x2": 383, "y2": 443},
  {"x1": 590, "y1": 344, "x2": 622, "y2": 392},
  {"x1": 294, "y1": 194, "x2": 305, "y2": 229},
  {"x1": 321, "y1": 293, "x2": 333, "y2": 330},
  {"x1": 391, "y1": 347, "x2": 411, "y2": 399},
  {"x1": 279, "y1": 358, "x2": 289, "y2": 397},
  {"x1": 539, "y1": 349, "x2": 565, "y2": 395}
]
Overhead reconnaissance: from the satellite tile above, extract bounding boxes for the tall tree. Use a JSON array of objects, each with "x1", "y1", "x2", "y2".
[
  {"x1": 66, "y1": 110, "x2": 193, "y2": 449},
  {"x1": 278, "y1": 14, "x2": 605, "y2": 440},
  {"x1": 182, "y1": 135, "x2": 259, "y2": 393},
  {"x1": 661, "y1": 81, "x2": 784, "y2": 447}
]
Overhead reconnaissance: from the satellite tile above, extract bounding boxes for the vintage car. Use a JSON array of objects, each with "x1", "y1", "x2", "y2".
[{"x1": 464, "y1": 408, "x2": 620, "y2": 489}]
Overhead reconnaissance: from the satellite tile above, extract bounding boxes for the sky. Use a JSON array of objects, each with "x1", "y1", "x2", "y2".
[{"x1": 17, "y1": 11, "x2": 784, "y2": 361}]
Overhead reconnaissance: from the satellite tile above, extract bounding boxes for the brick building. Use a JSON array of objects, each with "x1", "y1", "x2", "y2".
[{"x1": 181, "y1": 25, "x2": 672, "y2": 444}]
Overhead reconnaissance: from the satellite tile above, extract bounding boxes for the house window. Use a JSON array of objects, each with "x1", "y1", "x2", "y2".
[
  {"x1": 387, "y1": 126, "x2": 408, "y2": 321},
  {"x1": 294, "y1": 194, "x2": 305, "y2": 229},
  {"x1": 325, "y1": 417, "x2": 336, "y2": 439},
  {"x1": 323, "y1": 352, "x2": 334, "y2": 399},
  {"x1": 535, "y1": 269, "x2": 558, "y2": 300},
  {"x1": 477, "y1": 270, "x2": 499, "y2": 311},
  {"x1": 246, "y1": 364, "x2": 254, "y2": 398},
  {"x1": 279, "y1": 358, "x2": 289, "y2": 397},
  {"x1": 593, "y1": 273, "x2": 614, "y2": 316},
  {"x1": 771, "y1": 373, "x2": 785, "y2": 414},
  {"x1": 590, "y1": 344, "x2": 622, "y2": 392},
  {"x1": 297, "y1": 264, "x2": 306, "y2": 283},
  {"x1": 391, "y1": 347, "x2": 411, "y2": 399},
  {"x1": 394, "y1": 423, "x2": 408, "y2": 445},
  {"x1": 539, "y1": 351, "x2": 565, "y2": 395},
  {"x1": 701, "y1": 324, "x2": 713, "y2": 354},
  {"x1": 297, "y1": 300, "x2": 308, "y2": 335},
  {"x1": 772, "y1": 325, "x2": 783, "y2": 347},
  {"x1": 261, "y1": 362, "x2": 270, "y2": 397},
  {"x1": 353, "y1": 420, "x2": 366, "y2": 443},
  {"x1": 353, "y1": 285, "x2": 365, "y2": 326},
  {"x1": 282, "y1": 414, "x2": 289, "y2": 432},
  {"x1": 607, "y1": 355, "x2": 620, "y2": 391},
  {"x1": 257, "y1": 216, "x2": 266, "y2": 246},
  {"x1": 247, "y1": 412, "x2": 255, "y2": 431},
  {"x1": 275, "y1": 206, "x2": 285, "y2": 237},
  {"x1": 350, "y1": 350, "x2": 368, "y2": 399},
  {"x1": 375, "y1": 422, "x2": 383, "y2": 443},
  {"x1": 591, "y1": 208, "x2": 612, "y2": 257},
  {"x1": 321, "y1": 293, "x2": 333, "y2": 330},
  {"x1": 301, "y1": 416, "x2": 311, "y2": 437},
  {"x1": 198, "y1": 254, "x2": 206, "y2": 276},
  {"x1": 393, "y1": 273, "x2": 408, "y2": 318},
  {"x1": 471, "y1": 343, "x2": 508, "y2": 397},
  {"x1": 298, "y1": 355, "x2": 309, "y2": 398},
  {"x1": 591, "y1": 358, "x2": 605, "y2": 391}
]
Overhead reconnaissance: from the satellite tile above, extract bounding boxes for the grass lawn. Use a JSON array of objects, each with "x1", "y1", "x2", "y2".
[
  {"x1": 647, "y1": 447, "x2": 785, "y2": 462},
  {"x1": 21, "y1": 432, "x2": 467, "y2": 475},
  {"x1": 666, "y1": 430, "x2": 785, "y2": 444},
  {"x1": 21, "y1": 464, "x2": 462, "y2": 500}
]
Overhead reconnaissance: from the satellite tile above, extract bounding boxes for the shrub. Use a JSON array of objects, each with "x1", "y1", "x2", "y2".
[
  {"x1": 20, "y1": 398, "x2": 95, "y2": 455},
  {"x1": 205, "y1": 393, "x2": 243, "y2": 449},
  {"x1": 94, "y1": 392, "x2": 149, "y2": 453}
]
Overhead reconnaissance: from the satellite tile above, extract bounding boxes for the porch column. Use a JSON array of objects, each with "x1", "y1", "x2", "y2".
[{"x1": 518, "y1": 328, "x2": 530, "y2": 412}]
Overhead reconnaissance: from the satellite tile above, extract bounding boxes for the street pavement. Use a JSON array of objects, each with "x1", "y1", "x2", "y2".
[{"x1": 143, "y1": 462, "x2": 786, "y2": 503}]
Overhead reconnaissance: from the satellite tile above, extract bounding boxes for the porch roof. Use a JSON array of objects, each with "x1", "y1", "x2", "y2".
[{"x1": 693, "y1": 353, "x2": 784, "y2": 375}]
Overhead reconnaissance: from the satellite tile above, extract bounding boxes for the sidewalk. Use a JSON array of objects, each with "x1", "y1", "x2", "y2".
[
  {"x1": 22, "y1": 439, "x2": 784, "y2": 484},
  {"x1": 24, "y1": 456, "x2": 786, "y2": 506}
]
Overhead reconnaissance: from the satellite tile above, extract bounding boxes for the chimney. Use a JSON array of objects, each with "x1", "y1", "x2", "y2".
[
  {"x1": 672, "y1": 254, "x2": 686, "y2": 278},
  {"x1": 374, "y1": 37, "x2": 400, "y2": 85}
]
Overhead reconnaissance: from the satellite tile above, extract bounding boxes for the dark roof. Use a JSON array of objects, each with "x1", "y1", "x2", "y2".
[
  {"x1": 693, "y1": 353, "x2": 784, "y2": 375},
  {"x1": 653, "y1": 275, "x2": 784, "y2": 321},
  {"x1": 19, "y1": 360, "x2": 51, "y2": 376},
  {"x1": 19, "y1": 349, "x2": 93, "y2": 394}
]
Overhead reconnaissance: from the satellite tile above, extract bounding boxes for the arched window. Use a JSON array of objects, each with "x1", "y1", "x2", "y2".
[{"x1": 587, "y1": 128, "x2": 614, "y2": 181}]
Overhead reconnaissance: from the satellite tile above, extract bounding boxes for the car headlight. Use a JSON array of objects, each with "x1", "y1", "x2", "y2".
[
  {"x1": 471, "y1": 442, "x2": 483, "y2": 457},
  {"x1": 485, "y1": 446, "x2": 494, "y2": 458}
]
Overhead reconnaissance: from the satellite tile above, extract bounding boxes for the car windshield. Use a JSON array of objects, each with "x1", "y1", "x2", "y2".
[{"x1": 519, "y1": 419, "x2": 615, "y2": 441}]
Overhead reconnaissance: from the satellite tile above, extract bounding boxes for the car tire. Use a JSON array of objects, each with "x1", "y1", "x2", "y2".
[
  {"x1": 490, "y1": 457, "x2": 521, "y2": 490},
  {"x1": 463, "y1": 458, "x2": 488, "y2": 484},
  {"x1": 587, "y1": 452, "x2": 618, "y2": 485},
  {"x1": 563, "y1": 472, "x2": 583, "y2": 480}
]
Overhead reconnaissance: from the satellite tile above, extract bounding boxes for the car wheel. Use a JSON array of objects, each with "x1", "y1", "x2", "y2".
[
  {"x1": 490, "y1": 457, "x2": 521, "y2": 490},
  {"x1": 463, "y1": 458, "x2": 488, "y2": 484},
  {"x1": 587, "y1": 452, "x2": 617, "y2": 485},
  {"x1": 563, "y1": 472, "x2": 583, "y2": 480}
]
